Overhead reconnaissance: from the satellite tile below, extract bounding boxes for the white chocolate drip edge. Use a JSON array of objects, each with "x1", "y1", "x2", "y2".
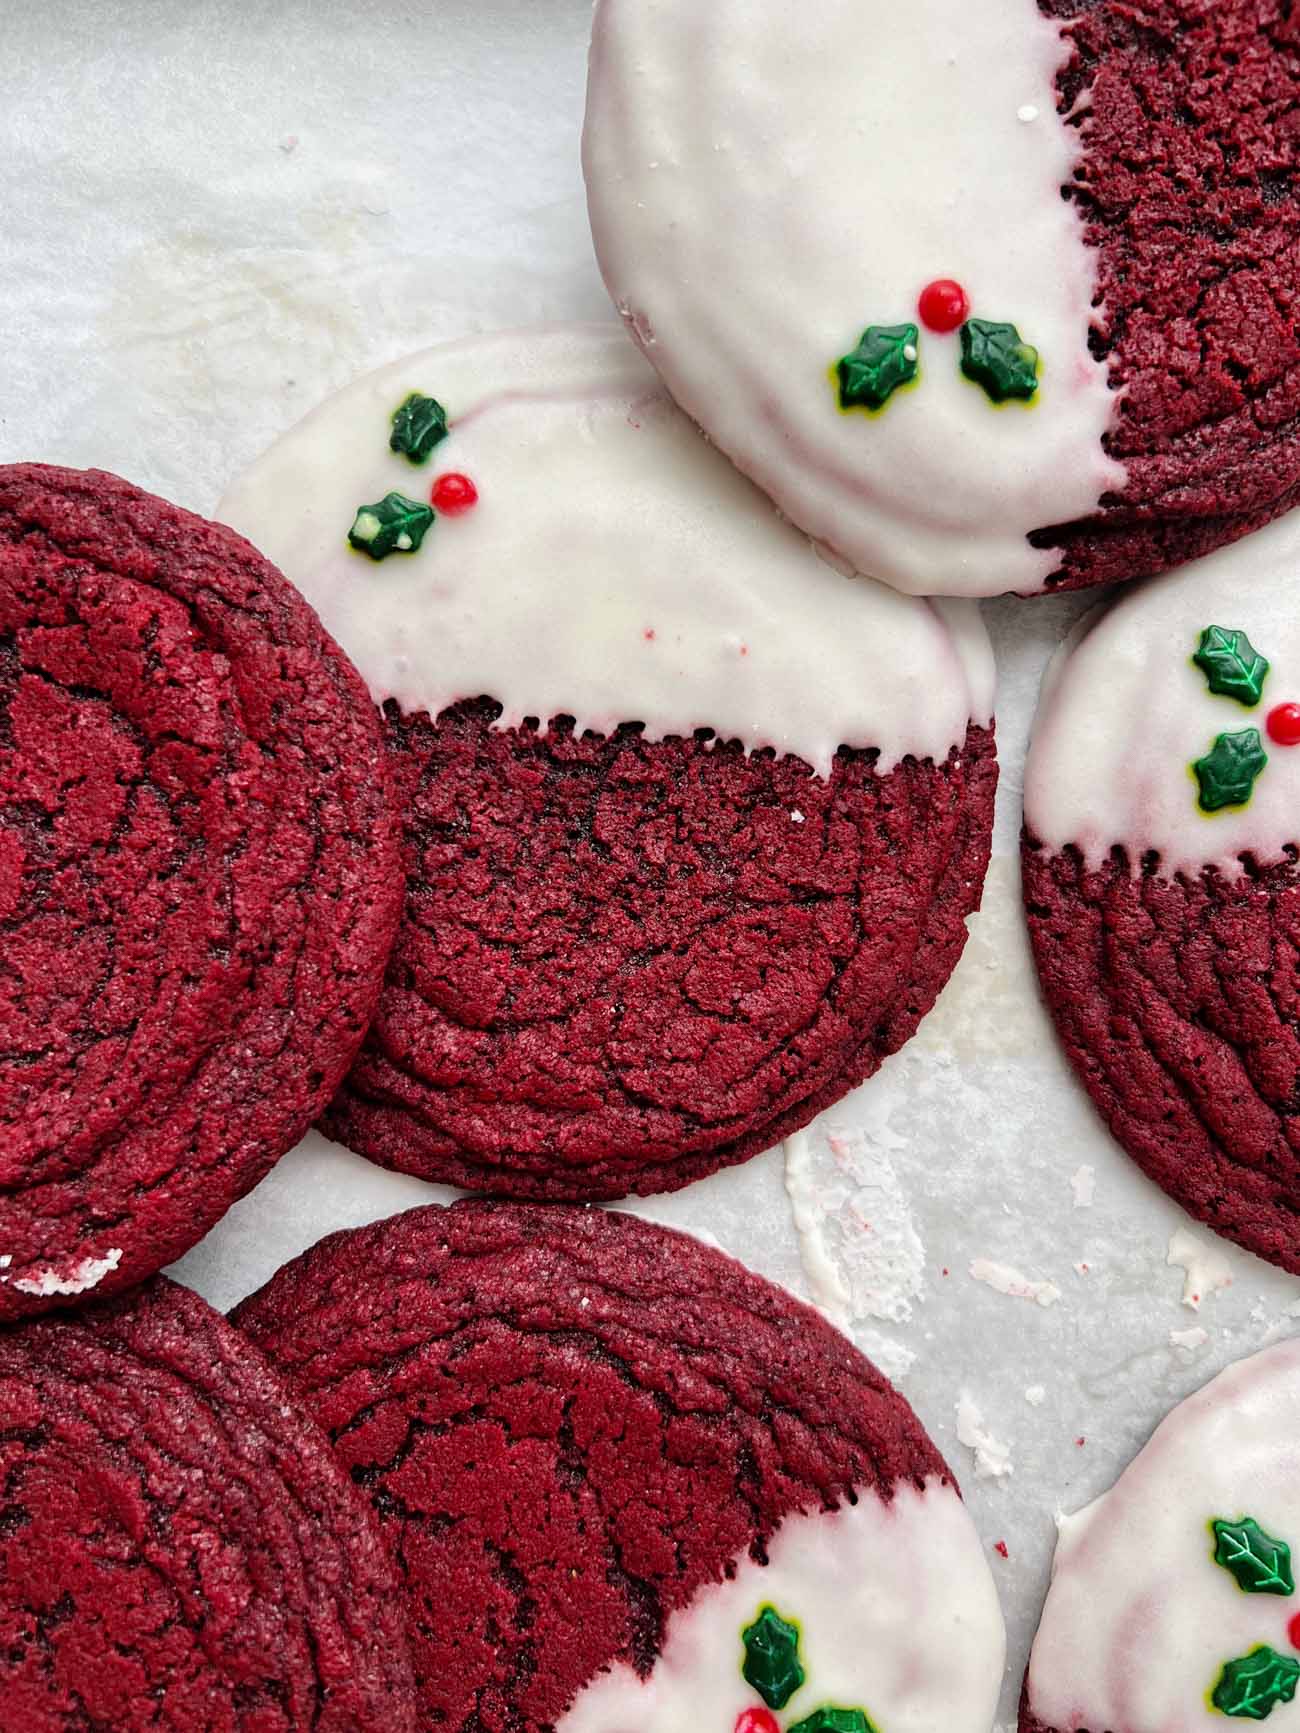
[
  {"x1": 1025, "y1": 511, "x2": 1300, "y2": 875},
  {"x1": 219, "y1": 327, "x2": 994, "y2": 779},
  {"x1": 559, "y1": 1478, "x2": 1006, "y2": 1733}
]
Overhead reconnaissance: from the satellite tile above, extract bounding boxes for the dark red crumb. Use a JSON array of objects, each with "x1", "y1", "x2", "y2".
[
  {"x1": 1034, "y1": 0, "x2": 1300, "y2": 593},
  {"x1": 995, "y1": 1540, "x2": 1010, "y2": 1559},
  {"x1": 0, "y1": 465, "x2": 404, "y2": 1318},
  {"x1": 1024, "y1": 836, "x2": 1300, "y2": 1275},
  {"x1": 233, "y1": 1200, "x2": 957, "y2": 1733},
  {"x1": 0, "y1": 1278, "x2": 415, "y2": 1730},
  {"x1": 324, "y1": 701, "x2": 996, "y2": 1199}
]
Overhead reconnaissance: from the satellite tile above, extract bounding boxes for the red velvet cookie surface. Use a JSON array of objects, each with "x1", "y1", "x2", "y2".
[
  {"x1": 232, "y1": 1201, "x2": 1004, "y2": 1733},
  {"x1": 0, "y1": 465, "x2": 404, "y2": 1317},
  {"x1": 0, "y1": 1277, "x2": 416, "y2": 1731},
  {"x1": 1023, "y1": 843, "x2": 1300, "y2": 1274},
  {"x1": 1039, "y1": 0, "x2": 1300, "y2": 593},
  {"x1": 324, "y1": 704, "x2": 997, "y2": 1199}
]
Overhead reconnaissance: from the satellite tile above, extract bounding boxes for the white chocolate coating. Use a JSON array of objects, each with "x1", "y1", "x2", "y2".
[
  {"x1": 1025, "y1": 511, "x2": 1300, "y2": 876},
  {"x1": 560, "y1": 1479, "x2": 1006, "y2": 1733},
  {"x1": 218, "y1": 328, "x2": 993, "y2": 777},
  {"x1": 1028, "y1": 1338, "x2": 1300, "y2": 1732},
  {"x1": 583, "y1": 0, "x2": 1123, "y2": 599}
]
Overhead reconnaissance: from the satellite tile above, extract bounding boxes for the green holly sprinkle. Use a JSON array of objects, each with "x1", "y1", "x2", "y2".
[
  {"x1": 741, "y1": 1607, "x2": 806, "y2": 1710},
  {"x1": 836, "y1": 323, "x2": 920, "y2": 413},
  {"x1": 960, "y1": 319, "x2": 1040, "y2": 403},
  {"x1": 788, "y1": 1710, "x2": 879, "y2": 1733},
  {"x1": 1211, "y1": 1647, "x2": 1300, "y2": 1719},
  {"x1": 1194, "y1": 627, "x2": 1271, "y2": 708},
  {"x1": 1193, "y1": 730, "x2": 1269, "y2": 813},
  {"x1": 1212, "y1": 1518, "x2": 1296, "y2": 1596},
  {"x1": 390, "y1": 392, "x2": 449, "y2": 463},
  {"x1": 348, "y1": 493, "x2": 435, "y2": 561}
]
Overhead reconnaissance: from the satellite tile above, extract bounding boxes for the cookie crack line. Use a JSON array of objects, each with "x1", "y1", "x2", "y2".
[{"x1": 0, "y1": 464, "x2": 404, "y2": 1315}]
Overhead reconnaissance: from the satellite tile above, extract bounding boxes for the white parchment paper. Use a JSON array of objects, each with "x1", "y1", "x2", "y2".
[{"x1": 5, "y1": 5, "x2": 1300, "y2": 1725}]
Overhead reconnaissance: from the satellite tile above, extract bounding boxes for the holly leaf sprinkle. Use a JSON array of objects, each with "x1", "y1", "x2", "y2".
[
  {"x1": 836, "y1": 323, "x2": 919, "y2": 413},
  {"x1": 741, "y1": 1607, "x2": 805, "y2": 1710},
  {"x1": 1211, "y1": 1647, "x2": 1300, "y2": 1720},
  {"x1": 1212, "y1": 1518, "x2": 1295, "y2": 1596},
  {"x1": 788, "y1": 1710, "x2": 879, "y2": 1733},
  {"x1": 1194, "y1": 627, "x2": 1270, "y2": 708},
  {"x1": 960, "y1": 319, "x2": 1040, "y2": 403},
  {"x1": 348, "y1": 493, "x2": 435, "y2": 561},
  {"x1": 1193, "y1": 730, "x2": 1268, "y2": 813},
  {"x1": 390, "y1": 392, "x2": 449, "y2": 463}
]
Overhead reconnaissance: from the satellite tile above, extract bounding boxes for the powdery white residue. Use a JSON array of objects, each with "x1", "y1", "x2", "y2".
[
  {"x1": 1170, "y1": 1326, "x2": 1209, "y2": 1353},
  {"x1": 0, "y1": 1255, "x2": 10, "y2": 1270},
  {"x1": 1070, "y1": 1165, "x2": 1096, "y2": 1208},
  {"x1": 784, "y1": 1110, "x2": 926, "y2": 1333},
  {"x1": 1166, "y1": 1229, "x2": 1234, "y2": 1310},
  {"x1": 956, "y1": 1392, "x2": 1014, "y2": 1482},
  {"x1": 9, "y1": 1249, "x2": 123, "y2": 1298},
  {"x1": 1025, "y1": 1385, "x2": 1047, "y2": 1407},
  {"x1": 968, "y1": 1259, "x2": 1061, "y2": 1309}
]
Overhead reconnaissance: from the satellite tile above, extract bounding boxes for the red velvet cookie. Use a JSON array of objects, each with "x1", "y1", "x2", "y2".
[
  {"x1": 232, "y1": 1201, "x2": 1005, "y2": 1733},
  {"x1": 1039, "y1": 0, "x2": 1300, "y2": 595},
  {"x1": 1024, "y1": 513, "x2": 1300, "y2": 1272},
  {"x1": 0, "y1": 465, "x2": 404, "y2": 1316},
  {"x1": 218, "y1": 327, "x2": 997, "y2": 1200},
  {"x1": 584, "y1": 0, "x2": 1300, "y2": 599},
  {"x1": 0, "y1": 1277, "x2": 416, "y2": 1731}
]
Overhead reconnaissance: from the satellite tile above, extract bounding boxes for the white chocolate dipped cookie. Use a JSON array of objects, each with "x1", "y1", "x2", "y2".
[
  {"x1": 584, "y1": 0, "x2": 1300, "y2": 598},
  {"x1": 1025, "y1": 1338, "x2": 1300, "y2": 1731},
  {"x1": 1023, "y1": 513, "x2": 1300, "y2": 1276},
  {"x1": 218, "y1": 325, "x2": 998, "y2": 1201}
]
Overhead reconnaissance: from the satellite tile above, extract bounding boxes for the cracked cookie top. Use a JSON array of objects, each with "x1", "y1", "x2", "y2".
[
  {"x1": 0, "y1": 1277, "x2": 415, "y2": 1729},
  {"x1": 0, "y1": 464, "x2": 404, "y2": 1317}
]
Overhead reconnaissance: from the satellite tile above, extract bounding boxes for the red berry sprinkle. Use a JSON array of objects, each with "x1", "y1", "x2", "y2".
[
  {"x1": 735, "y1": 1712, "x2": 781, "y2": 1733},
  {"x1": 995, "y1": 1540, "x2": 1009, "y2": 1559},
  {"x1": 431, "y1": 473, "x2": 479, "y2": 514},
  {"x1": 1268, "y1": 703, "x2": 1300, "y2": 747},
  {"x1": 918, "y1": 279, "x2": 970, "y2": 334},
  {"x1": 1288, "y1": 1612, "x2": 1300, "y2": 1652}
]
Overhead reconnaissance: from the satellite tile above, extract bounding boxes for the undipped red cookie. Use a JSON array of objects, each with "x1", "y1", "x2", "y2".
[
  {"x1": 218, "y1": 327, "x2": 997, "y2": 1200},
  {"x1": 0, "y1": 465, "x2": 404, "y2": 1317},
  {"x1": 0, "y1": 1277, "x2": 415, "y2": 1730},
  {"x1": 1023, "y1": 1337, "x2": 1300, "y2": 1731},
  {"x1": 584, "y1": 0, "x2": 1300, "y2": 598},
  {"x1": 1025, "y1": 511, "x2": 1300, "y2": 1273},
  {"x1": 232, "y1": 1200, "x2": 1006, "y2": 1733}
]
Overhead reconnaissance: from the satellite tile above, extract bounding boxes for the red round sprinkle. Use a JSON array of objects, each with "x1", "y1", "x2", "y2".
[
  {"x1": 431, "y1": 473, "x2": 479, "y2": 514},
  {"x1": 918, "y1": 278, "x2": 970, "y2": 334},
  {"x1": 735, "y1": 1712, "x2": 781, "y2": 1733},
  {"x1": 1268, "y1": 703, "x2": 1300, "y2": 747},
  {"x1": 1288, "y1": 1611, "x2": 1300, "y2": 1651}
]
